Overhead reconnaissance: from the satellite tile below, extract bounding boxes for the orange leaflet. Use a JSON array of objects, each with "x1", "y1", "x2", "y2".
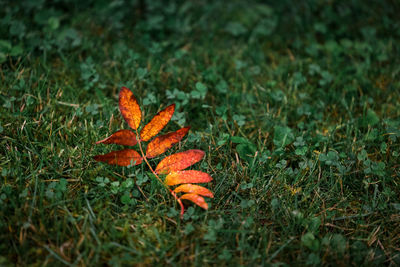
[
  {"x1": 174, "y1": 184, "x2": 214, "y2": 198},
  {"x1": 95, "y1": 130, "x2": 137, "y2": 146},
  {"x1": 93, "y1": 149, "x2": 142, "y2": 166},
  {"x1": 165, "y1": 170, "x2": 212, "y2": 186},
  {"x1": 119, "y1": 87, "x2": 141, "y2": 130},
  {"x1": 146, "y1": 127, "x2": 190, "y2": 158},
  {"x1": 140, "y1": 104, "x2": 175, "y2": 141},
  {"x1": 180, "y1": 193, "x2": 208, "y2": 210},
  {"x1": 155, "y1": 149, "x2": 205, "y2": 174}
]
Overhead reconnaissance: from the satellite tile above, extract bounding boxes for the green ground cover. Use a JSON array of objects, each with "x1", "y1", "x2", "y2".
[{"x1": 1, "y1": 0, "x2": 399, "y2": 265}]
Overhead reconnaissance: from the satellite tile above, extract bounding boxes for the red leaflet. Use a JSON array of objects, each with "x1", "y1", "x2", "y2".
[
  {"x1": 119, "y1": 87, "x2": 141, "y2": 130},
  {"x1": 140, "y1": 104, "x2": 175, "y2": 141},
  {"x1": 164, "y1": 170, "x2": 212, "y2": 186},
  {"x1": 180, "y1": 193, "x2": 208, "y2": 210},
  {"x1": 155, "y1": 149, "x2": 205, "y2": 174},
  {"x1": 146, "y1": 127, "x2": 190, "y2": 158},
  {"x1": 93, "y1": 149, "x2": 142, "y2": 166},
  {"x1": 95, "y1": 129, "x2": 137, "y2": 146},
  {"x1": 174, "y1": 184, "x2": 214, "y2": 198}
]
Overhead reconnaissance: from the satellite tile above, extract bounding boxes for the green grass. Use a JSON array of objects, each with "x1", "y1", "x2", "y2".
[{"x1": 1, "y1": 0, "x2": 400, "y2": 265}]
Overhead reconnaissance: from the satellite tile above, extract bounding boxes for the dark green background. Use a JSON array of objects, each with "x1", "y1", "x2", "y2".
[{"x1": 1, "y1": 0, "x2": 399, "y2": 265}]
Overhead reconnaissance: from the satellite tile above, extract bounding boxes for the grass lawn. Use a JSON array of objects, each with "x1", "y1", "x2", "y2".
[{"x1": 1, "y1": 0, "x2": 400, "y2": 265}]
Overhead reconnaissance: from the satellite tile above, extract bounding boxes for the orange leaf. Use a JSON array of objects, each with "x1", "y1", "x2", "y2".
[
  {"x1": 155, "y1": 149, "x2": 205, "y2": 174},
  {"x1": 180, "y1": 193, "x2": 208, "y2": 210},
  {"x1": 119, "y1": 87, "x2": 141, "y2": 130},
  {"x1": 140, "y1": 104, "x2": 175, "y2": 141},
  {"x1": 93, "y1": 149, "x2": 142, "y2": 166},
  {"x1": 174, "y1": 184, "x2": 214, "y2": 198},
  {"x1": 146, "y1": 127, "x2": 190, "y2": 158},
  {"x1": 165, "y1": 170, "x2": 212, "y2": 186},
  {"x1": 96, "y1": 130, "x2": 137, "y2": 146}
]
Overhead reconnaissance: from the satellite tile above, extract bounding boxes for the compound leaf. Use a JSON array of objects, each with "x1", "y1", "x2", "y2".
[
  {"x1": 96, "y1": 129, "x2": 137, "y2": 146},
  {"x1": 93, "y1": 149, "x2": 142, "y2": 166},
  {"x1": 155, "y1": 149, "x2": 205, "y2": 174},
  {"x1": 180, "y1": 193, "x2": 208, "y2": 210},
  {"x1": 119, "y1": 87, "x2": 141, "y2": 130},
  {"x1": 94, "y1": 87, "x2": 214, "y2": 215},
  {"x1": 165, "y1": 170, "x2": 212, "y2": 186},
  {"x1": 146, "y1": 127, "x2": 190, "y2": 158},
  {"x1": 140, "y1": 104, "x2": 175, "y2": 141}
]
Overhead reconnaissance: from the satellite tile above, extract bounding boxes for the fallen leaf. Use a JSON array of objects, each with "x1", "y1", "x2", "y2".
[
  {"x1": 96, "y1": 129, "x2": 137, "y2": 146},
  {"x1": 155, "y1": 149, "x2": 205, "y2": 174},
  {"x1": 140, "y1": 104, "x2": 175, "y2": 141},
  {"x1": 119, "y1": 87, "x2": 141, "y2": 130},
  {"x1": 94, "y1": 87, "x2": 214, "y2": 216},
  {"x1": 146, "y1": 127, "x2": 190, "y2": 158}
]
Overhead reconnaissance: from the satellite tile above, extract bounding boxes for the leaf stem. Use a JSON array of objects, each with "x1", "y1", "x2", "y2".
[{"x1": 134, "y1": 129, "x2": 185, "y2": 217}]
